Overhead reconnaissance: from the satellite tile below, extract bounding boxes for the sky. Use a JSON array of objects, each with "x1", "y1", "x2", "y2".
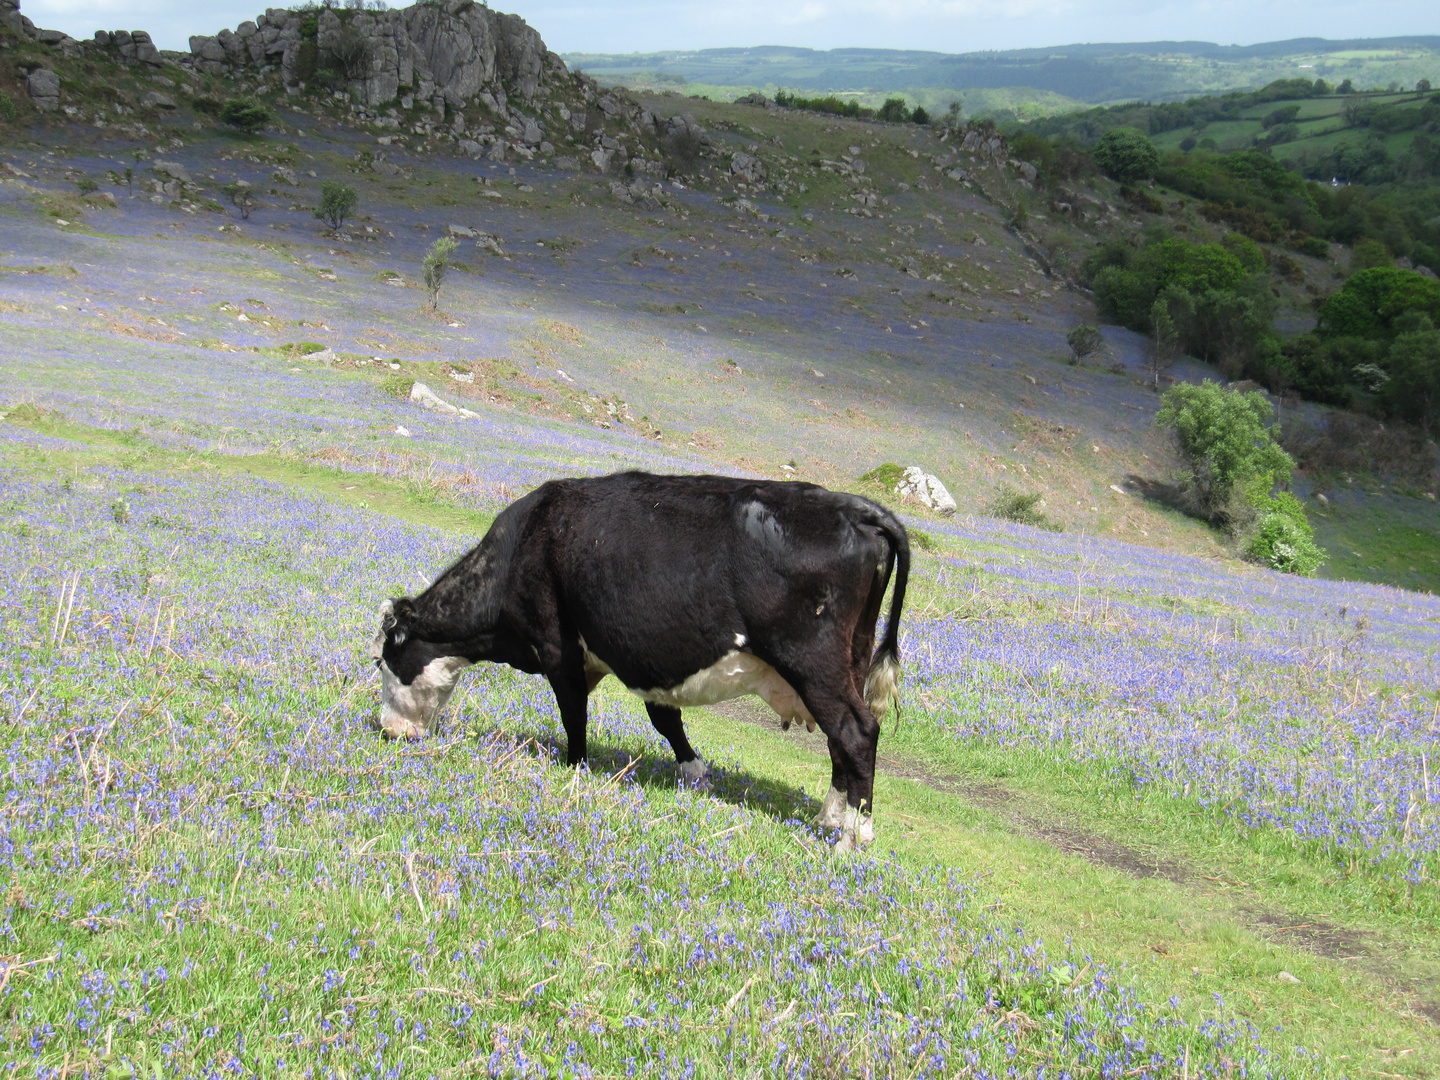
[{"x1": 18, "y1": 0, "x2": 1439, "y2": 56}]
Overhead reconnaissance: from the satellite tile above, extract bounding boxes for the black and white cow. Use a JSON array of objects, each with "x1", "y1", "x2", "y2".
[{"x1": 370, "y1": 471, "x2": 908, "y2": 851}]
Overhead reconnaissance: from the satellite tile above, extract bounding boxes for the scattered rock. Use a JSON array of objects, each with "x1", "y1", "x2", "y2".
[
  {"x1": 1276, "y1": 971, "x2": 1301, "y2": 984},
  {"x1": 896, "y1": 466, "x2": 957, "y2": 516},
  {"x1": 152, "y1": 160, "x2": 191, "y2": 183},
  {"x1": 141, "y1": 91, "x2": 176, "y2": 110},
  {"x1": 735, "y1": 92, "x2": 771, "y2": 107},
  {"x1": 394, "y1": 425, "x2": 411, "y2": 437},
  {"x1": 25, "y1": 68, "x2": 60, "y2": 113},
  {"x1": 446, "y1": 223, "x2": 478, "y2": 239},
  {"x1": 409, "y1": 381, "x2": 460, "y2": 415},
  {"x1": 272, "y1": 167, "x2": 299, "y2": 186},
  {"x1": 730, "y1": 151, "x2": 766, "y2": 184}
]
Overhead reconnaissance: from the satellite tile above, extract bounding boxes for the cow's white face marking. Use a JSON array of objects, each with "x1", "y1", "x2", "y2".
[
  {"x1": 377, "y1": 654, "x2": 471, "y2": 739},
  {"x1": 637, "y1": 650, "x2": 815, "y2": 732}
]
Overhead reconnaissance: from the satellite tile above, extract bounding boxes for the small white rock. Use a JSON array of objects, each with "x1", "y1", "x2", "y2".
[
  {"x1": 1277, "y1": 971, "x2": 1301, "y2": 984},
  {"x1": 394, "y1": 425, "x2": 411, "y2": 437}
]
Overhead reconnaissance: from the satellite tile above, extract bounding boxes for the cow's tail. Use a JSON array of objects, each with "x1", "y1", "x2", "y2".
[{"x1": 861, "y1": 503, "x2": 909, "y2": 723}]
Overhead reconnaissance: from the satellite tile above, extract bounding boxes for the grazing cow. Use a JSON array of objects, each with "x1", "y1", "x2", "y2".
[{"x1": 370, "y1": 471, "x2": 908, "y2": 851}]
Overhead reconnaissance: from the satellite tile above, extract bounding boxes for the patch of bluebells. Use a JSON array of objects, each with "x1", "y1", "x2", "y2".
[
  {"x1": 0, "y1": 466, "x2": 1310, "y2": 1077},
  {"x1": 903, "y1": 512, "x2": 1440, "y2": 868}
]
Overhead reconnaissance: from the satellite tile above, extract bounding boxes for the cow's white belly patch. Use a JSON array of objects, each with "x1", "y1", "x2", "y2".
[{"x1": 635, "y1": 650, "x2": 816, "y2": 732}]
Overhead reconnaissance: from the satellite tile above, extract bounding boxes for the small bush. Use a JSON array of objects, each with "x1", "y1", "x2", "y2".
[
  {"x1": 909, "y1": 528, "x2": 938, "y2": 553},
  {"x1": 314, "y1": 180, "x2": 358, "y2": 232},
  {"x1": 422, "y1": 236, "x2": 458, "y2": 309},
  {"x1": 325, "y1": 24, "x2": 373, "y2": 81},
  {"x1": 288, "y1": 342, "x2": 327, "y2": 356},
  {"x1": 111, "y1": 498, "x2": 131, "y2": 525},
  {"x1": 75, "y1": 178, "x2": 98, "y2": 196},
  {"x1": 1067, "y1": 324, "x2": 1103, "y2": 361},
  {"x1": 0, "y1": 92, "x2": 18, "y2": 124},
  {"x1": 986, "y1": 485, "x2": 1061, "y2": 531},
  {"x1": 911, "y1": 106, "x2": 930, "y2": 125},
  {"x1": 219, "y1": 97, "x2": 271, "y2": 134},
  {"x1": 222, "y1": 181, "x2": 256, "y2": 219},
  {"x1": 1244, "y1": 490, "x2": 1325, "y2": 575},
  {"x1": 380, "y1": 375, "x2": 415, "y2": 398},
  {"x1": 1092, "y1": 128, "x2": 1159, "y2": 181},
  {"x1": 1295, "y1": 235, "x2": 1331, "y2": 259},
  {"x1": 858, "y1": 463, "x2": 906, "y2": 489}
]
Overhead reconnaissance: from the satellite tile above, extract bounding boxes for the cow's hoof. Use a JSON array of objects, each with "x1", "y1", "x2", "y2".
[
  {"x1": 834, "y1": 806, "x2": 873, "y2": 854},
  {"x1": 677, "y1": 757, "x2": 709, "y2": 785},
  {"x1": 815, "y1": 786, "x2": 847, "y2": 828}
]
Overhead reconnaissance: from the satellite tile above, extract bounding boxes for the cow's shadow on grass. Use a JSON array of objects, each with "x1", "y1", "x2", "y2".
[{"x1": 453, "y1": 714, "x2": 824, "y2": 834}]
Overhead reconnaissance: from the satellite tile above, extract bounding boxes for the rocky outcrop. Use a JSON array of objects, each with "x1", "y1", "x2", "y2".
[{"x1": 185, "y1": 2, "x2": 568, "y2": 114}]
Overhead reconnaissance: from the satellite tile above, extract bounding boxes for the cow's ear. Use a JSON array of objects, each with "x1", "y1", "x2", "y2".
[{"x1": 382, "y1": 597, "x2": 413, "y2": 647}]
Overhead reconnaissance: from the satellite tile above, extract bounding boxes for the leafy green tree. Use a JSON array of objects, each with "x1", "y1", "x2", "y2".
[
  {"x1": 1155, "y1": 380, "x2": 1295, "y2": 519},
  {"x1": 1382, "y1": 313, "x2": 1440, "y2": 433},
  {"x1": 222, "y1": 181, "x2": 256, "y2": 220},
  {"x1": 1317, "y1": 266, "x2": 1440, "y2": 340},
  {"x1": 422, "y1": 236, "x2": 458, "y2": 310},
  {"x1": 219, "y1": 97, "x2": 271, "y2": 134},
  {"x1": 1091, "y1": 127, "x2": 1159, "y2": 181},
  {"x1": 314, "y1": 180, "x2": 358, "y2": 232},
  {"x1": 911, "y1": 106, "x2": 930, "y2": 125},
  {"x1": 877, "y1": 97, "x2": 912, "y2": 123},
  {"x1": 1348, "y1": 237, "x2": 1392, "y2": 271}
]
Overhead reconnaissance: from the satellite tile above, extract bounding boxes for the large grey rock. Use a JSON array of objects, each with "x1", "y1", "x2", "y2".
[
  {"x1": 26, "y1": 68, "x2": 60, "y2": 112},
  {"x1": 141, "y1": 91, "x2": 177, "y2": 110},
  {"x1": 896, "y1": 466, "x2": 957, "y2": 516},
  {"x1": 152, "y1": 160, "x2": 191, "y2": 183}
]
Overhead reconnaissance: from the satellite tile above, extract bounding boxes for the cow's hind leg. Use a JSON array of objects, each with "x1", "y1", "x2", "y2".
[
  {"x1": 644, "y1": 703, "x2": 707, "y2": 782},
  {"x1": 806, "y1": 689, "x2": 880, "y2": 854},
  {"x1": 547, "y1": 664, "x2": 590, "y2": 767}
]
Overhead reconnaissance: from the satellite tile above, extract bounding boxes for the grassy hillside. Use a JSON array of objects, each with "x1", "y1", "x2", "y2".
[
  {"x1": 566, "y1": 38, "x2": 1440, "y2": 116},
  {"x1": 1, "y1": 14, "x2": 1438, "y2": 1077}
]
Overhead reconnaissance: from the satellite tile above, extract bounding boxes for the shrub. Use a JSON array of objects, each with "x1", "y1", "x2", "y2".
[
  {"x1": 314, "y1": 180, "x2": 358, "y2": 232},
  {"x1": 1244, "y1": 489, "x2": 1326, "y2": 575},
  {"x1": 1349, "y1": 237, "x2": 1392, "y2": 271},
  {"x1": 986, "y1": 485, "x2": 1061, "y2": 531},
  {"x1": 1067, "y1": 324, "x2": 1103, "y2": 361},
  {"x1": 0, "y1": 92, "x2": 17, "y2": 124},
  {"x1": 380, "y1": 375, "x2": 414, "y2": 398},
  {"x1": 1382, "y1": 312, "x2": 1440, "y2": 433},
  {"x1": 1155, "y1": 380, "x2": 1295, "y2": 519},
  {"x1": 326, "y1": 24, "x2": 373, "y2": 81},
  {"x1": 219, "y1": 97, "x2": 271, "y2": 133},
  {"x1": 1294, "y1": 235, "x2": 1330, "y2": 258},
  {"x1": 858, "y1": 463, "x2": 906, "y2": 489},
  {"x1": 422, "y1": 236, "x2": 458, "y2": 310},
  {"x1": 1091, "y1": 128, "x2": 1159, "y2": 181},
  {"x1": 75, "y1": 178, "x2": 98, "y2": 195},
  {"x1": 911, "y1": 106, "x2": 930, "y2": 125}
]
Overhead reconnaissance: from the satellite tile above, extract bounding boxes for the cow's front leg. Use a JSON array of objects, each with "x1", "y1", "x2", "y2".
[
  {"x1": 815, "y1": 746, "x2": 848, "y2": 829},
  {"x1": 644, "y1": 703, "x2": 706, "y2": 782},
  {"x1": 546, "y1": 661, "x2": 590, "y2": 767}
]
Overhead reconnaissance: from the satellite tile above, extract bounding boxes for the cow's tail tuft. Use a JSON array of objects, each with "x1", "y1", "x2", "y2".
[{"x1": 861, "y1": 502, "x2": 909, "y2": 723}]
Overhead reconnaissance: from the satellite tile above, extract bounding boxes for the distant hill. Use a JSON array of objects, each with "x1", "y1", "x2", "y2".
[{"x1": 564, "y1": 38, "x2": 1440, "y2": 117}]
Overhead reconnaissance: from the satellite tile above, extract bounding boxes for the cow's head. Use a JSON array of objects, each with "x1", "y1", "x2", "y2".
[{"x1": 370, "y1": 598, "x2": 472, "y2": 739}]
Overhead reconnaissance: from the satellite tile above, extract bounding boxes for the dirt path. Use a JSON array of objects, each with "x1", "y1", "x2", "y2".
[{"x1": 707, "y1": 698, "x2": 1440, "y2": 1027}]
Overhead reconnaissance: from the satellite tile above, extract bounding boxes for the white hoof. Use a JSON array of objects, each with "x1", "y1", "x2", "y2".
[
  {"x1": 815, "y1": 786, "x2": 847, "y2": 828},
  {"x1": 677, "y1": 757, "x2": 708, "y2": 783}
]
